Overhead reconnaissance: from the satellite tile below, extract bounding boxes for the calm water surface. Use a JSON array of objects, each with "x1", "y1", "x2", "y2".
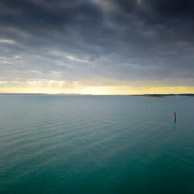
[{"x1": 0, "y1": 95, "x2": 194, "y2": 193}]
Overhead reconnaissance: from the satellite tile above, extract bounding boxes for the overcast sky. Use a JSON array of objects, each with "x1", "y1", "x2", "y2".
[{"x1": 0, "y1": 0, "x2": 194, "y2": 94}]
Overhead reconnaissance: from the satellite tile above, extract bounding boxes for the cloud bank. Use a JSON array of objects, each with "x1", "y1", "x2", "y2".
[{"x1": 0, "y1": 0, "x2": 194, "y2": 93}]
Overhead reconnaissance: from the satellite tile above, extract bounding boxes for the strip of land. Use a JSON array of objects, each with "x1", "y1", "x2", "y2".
[{"x1": 0, "y1": 93, "x2": 194, "y2": 97}]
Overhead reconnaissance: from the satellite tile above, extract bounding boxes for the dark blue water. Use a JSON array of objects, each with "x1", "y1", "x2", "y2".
[{"x1": 0, "y1": 95, "x2": 194, "y2": 193}]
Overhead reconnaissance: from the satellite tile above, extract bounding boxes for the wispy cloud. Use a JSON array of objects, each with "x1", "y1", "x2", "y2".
[{"x1": 0, "y1": 39, "x2": 16, "y2": 44}]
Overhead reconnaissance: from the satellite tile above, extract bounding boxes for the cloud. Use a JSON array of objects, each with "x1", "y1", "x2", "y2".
[
  {"x1": 0, "y1": 39, "x2": 16, "y2": 44},
  {"x1": 0, "y1": 0, "x2": 194, "y2": 93}
]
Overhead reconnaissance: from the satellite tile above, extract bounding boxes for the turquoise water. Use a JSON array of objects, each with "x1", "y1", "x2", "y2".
[{"x1": 0, "y1": 95, "x2": 194, "y2": 194}]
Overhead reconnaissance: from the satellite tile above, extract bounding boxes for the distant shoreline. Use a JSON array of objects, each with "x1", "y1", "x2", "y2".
[
  {"x1": 136, "y1": 94, "x2": 194, "y2": 97},
  {"x1": 0, "y1": 93, "x2": 194, "y2": 97}
]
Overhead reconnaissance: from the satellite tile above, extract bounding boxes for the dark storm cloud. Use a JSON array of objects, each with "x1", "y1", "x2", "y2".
[
  {"x1": 115, "y1": 0, "x2": 138, "y2": 13},
  {"x1": 145, "y1": 0, "x2": 194, "y2": 18},
  {"x1": 0, "y1": 0, "x2": 102, "y2": 33},
  {"x1": 0, "y1": 0, "x2": 194, "y2": 84}
]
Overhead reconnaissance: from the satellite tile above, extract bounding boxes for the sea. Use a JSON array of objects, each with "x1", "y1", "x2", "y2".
[{"x1": 0, "y1": 95, "x2": 194, "y2": 194}]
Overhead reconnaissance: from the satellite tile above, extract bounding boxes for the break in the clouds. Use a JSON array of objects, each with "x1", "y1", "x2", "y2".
[{"x1": 0, "y1": 0, "x2": 194, "y2": 93}]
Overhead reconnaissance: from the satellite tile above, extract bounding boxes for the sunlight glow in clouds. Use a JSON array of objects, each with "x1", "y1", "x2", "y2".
[
  {"x1": 0, "y1": 39, "x2": 16, "y2": 44},
  {"x1": 66, "y1": 55, "x2": 89, "y2": 63},
  {"x1": 0, "y1": 79, "x2": 194, "y2": 95}
]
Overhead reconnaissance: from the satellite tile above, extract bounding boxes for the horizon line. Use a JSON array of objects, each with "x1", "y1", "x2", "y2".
[{"x1": 0, "y1": 93, "x2": 194, "y2": 96}]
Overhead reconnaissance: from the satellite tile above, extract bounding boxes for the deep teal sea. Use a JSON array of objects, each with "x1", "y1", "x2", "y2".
[{"x1": 0, "y1": 95, "x2": 194, "y2": 194}]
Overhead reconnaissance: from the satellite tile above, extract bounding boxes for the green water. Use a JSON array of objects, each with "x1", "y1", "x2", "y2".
[{"x1": 0, "y1": 95, "x2": 194, "y2": 194}]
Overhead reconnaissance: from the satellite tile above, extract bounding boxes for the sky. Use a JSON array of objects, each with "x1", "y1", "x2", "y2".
[{"x1": 0, "y1": 0, "x2": 194, "y2": 94}]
